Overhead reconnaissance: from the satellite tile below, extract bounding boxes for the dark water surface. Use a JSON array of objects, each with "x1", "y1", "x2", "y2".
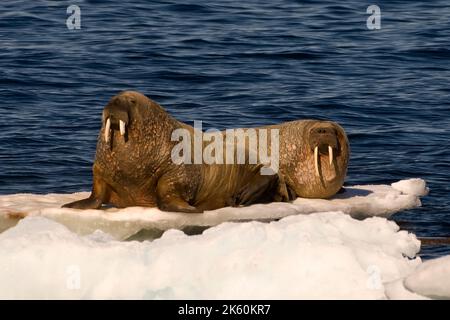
[{"x1": 0, "y1": 1, "x2": 449, "y2": 258}]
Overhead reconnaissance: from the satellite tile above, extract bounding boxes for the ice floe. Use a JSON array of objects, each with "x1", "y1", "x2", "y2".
[
  {"x1": 0, "y1": 177, "x2": 444, "y2": 300},
  {"x1": 0, "y1": 179, "x2": 428, "y2": 240},
  {"x1": 0, "y1": 213, "x2": 421, "y2": 299}
]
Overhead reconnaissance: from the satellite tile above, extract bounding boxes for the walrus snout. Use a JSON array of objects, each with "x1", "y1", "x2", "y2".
[
  {"x1": 308, "y1": 126, "x2": 340, "y2": 178},
  {"x1": 102, "y1": 97, "x2": 131, "y2": 143},
  {"x1": 309, "y1": 127, "x2": 338, "y2": 148}
]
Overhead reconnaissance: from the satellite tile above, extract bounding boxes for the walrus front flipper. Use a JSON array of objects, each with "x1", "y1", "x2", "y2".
[
  {"x1": 62, "y1": 172, "x2": 108, "y2": 209},
  {"x1": 62, "y1": 194, "x2": 102, "y2": 209}
]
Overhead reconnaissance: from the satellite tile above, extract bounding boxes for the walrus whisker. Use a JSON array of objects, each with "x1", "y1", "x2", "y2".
[
  {"x1": 314, "y1": 146, "x2": 320, "y2": 178},
  {"x1": 119, "y1": 120, "x2": 126, "y2": 136},
  {"x1": 329, "y1": 145, "x2": 333, "y2": 165},
  {"x1": 104, "y1": 118, "x2": 111, "y2": 143}
]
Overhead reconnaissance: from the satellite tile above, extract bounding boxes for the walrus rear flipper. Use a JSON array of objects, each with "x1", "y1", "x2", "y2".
[
  {"x1": 62, "y1": 194, "x2": 102, "y2": 209},
  {"x1": 232, "y1": 173, "x2": 281, "y2": 206},
  {"x1": 158, "y1": 198, "x2": 201, "y2": 213},
  {"x1": 156, "y1": 175, "x2": 202, "y2": 213}
]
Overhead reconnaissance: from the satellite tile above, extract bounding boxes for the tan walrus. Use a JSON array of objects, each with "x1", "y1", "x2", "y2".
[
  {"x1": 252, "y1": 120, "x2": 350, "y2": 199},
  {"x1": 63, "y1": 91, "x2": 286, "y2": 213}
]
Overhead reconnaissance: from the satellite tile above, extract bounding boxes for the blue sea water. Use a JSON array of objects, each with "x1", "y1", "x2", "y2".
[{"x1": 0, "y1": 0, "x2": 449, "y2": 258}]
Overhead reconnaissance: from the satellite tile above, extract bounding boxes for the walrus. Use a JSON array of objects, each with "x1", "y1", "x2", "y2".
[
  {"x1": 63, "y1": 91, "x2": 286, "y2": 213},
  {"x1": 252, "y1": 120, "x2": 350, "y2": 199}
]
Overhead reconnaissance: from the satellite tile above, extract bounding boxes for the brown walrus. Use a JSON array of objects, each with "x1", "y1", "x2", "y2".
[
  {"x1": 254, "y1": 120, "x2": 350, "y2": 199},
  {"x1": 63, "y1": 91, "x2": 285, "y2": 213}
]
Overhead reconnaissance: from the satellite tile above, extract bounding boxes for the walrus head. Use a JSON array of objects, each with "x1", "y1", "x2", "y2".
[
  {"x1": 276, "y1": 119, "x2": 349, "y2": 199},
  {"x1": 298, "y1": 120, "x2": 349, "y2": 197},
  {"x1": 102, "y1": 94, "x2": 131, "y2": 144},
  {"x1": 99, "y1": 91, "x2": 183, "y2": 149},
  {"x1": 94, "y1": 91, "x2": 185, "y2": 189},
  {"x1": 100, "y1": 91, "x2": 156, "y2": 147}
]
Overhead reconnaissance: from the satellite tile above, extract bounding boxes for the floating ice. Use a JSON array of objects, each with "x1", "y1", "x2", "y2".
[
  {"x1": 0, "y1": 179, "x2": 428, "y2": 240},
  {"x1": 384, "y1": 279, "x2": 430, "y2": 300},
  {"x1": 404, "y1": 255, "x2": 450, "y2": 299},
  {"x1": 385, "y1": 255, "x2": 450, "y2": 300},
  {"x1": 0, "y1": 213, "x2": 421, "y2": 299},
  {"x1": 0, "y1": 178, "x2": 445, "y2": 300},
  {"x1": 391, "y1": 178, "x2": 429, "y2": 197}
]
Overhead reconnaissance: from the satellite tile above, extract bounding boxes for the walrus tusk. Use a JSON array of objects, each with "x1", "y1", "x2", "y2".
[
  {"x1": 314, "y1": 146, "x2": 320, "y2": 177},
  {"x1": 329, "y1": 145, "x2": 333, "y2": 165},
  {"x1": 104, "y1": 118, "x2": 111, "y2": 143},
  {"x1": 119, "y1": 120, "x2": 126, "y2": 136}
]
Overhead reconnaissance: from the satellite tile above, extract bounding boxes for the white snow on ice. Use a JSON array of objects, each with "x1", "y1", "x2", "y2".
[
  {"x1": 385, "y1": 255, "x2": 450, "y2": 300},
  {"x1": 0, "y1": 178, "x2": 428, "y2": 240},
  {"x1": 404, "y1": 255, "x2": 450, "y2": 299},
  {"x1": 0, "y1": 213, "x2": 421, "y2": 299},
  {"x1": 0, "y1": 177, "x2": 447, "y2": 300},
  {"x1": 391, "y1": 178, "x2": 429, "y2": 197}
]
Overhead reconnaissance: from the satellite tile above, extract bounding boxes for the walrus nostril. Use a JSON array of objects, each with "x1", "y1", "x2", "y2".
[{"x1": 316, "y1": 128, "x2": 332, "y2": 135}]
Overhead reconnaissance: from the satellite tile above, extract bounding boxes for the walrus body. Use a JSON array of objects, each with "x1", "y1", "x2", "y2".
[{"x1": 63, "y1": 91, "x2": 283, "y2": 213}]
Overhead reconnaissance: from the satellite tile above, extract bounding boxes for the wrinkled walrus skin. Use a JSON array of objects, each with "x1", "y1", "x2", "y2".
[{"x1": 63, "y1": 91, "x2": 287, "y2": 213}]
